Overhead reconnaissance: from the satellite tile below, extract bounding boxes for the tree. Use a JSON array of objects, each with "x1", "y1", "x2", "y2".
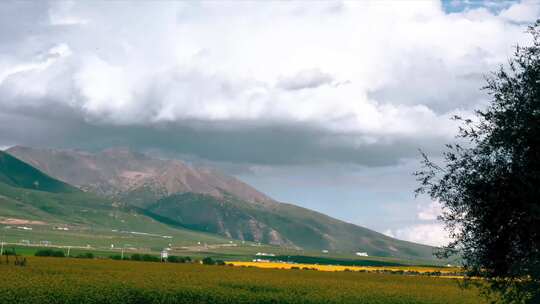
[
  {"x1": 202, "y1": 257, "x2": 215, "y2": 265},
  {"x1": 415, "y1": 21, "x2": 540, "y2": 304}
]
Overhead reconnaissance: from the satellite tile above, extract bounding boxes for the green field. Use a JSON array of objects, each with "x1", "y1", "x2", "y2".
[{"x1": 0, "y1": 257, "x2": 484, "y2": 304}]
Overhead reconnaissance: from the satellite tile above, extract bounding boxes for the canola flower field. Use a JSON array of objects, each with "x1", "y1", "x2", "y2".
[
  {"x1": 228, "y1": 261, "x2": 463, "y2": 276},
  {"x1": 0, "y1": 257, "x2": 485, "y2": 304}
]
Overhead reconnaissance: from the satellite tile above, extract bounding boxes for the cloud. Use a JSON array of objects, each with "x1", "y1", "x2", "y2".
[
  {"x1": 277, "y1": 69, "x2": 334, "y2": 91},
  {"x1": 385, "y1": 223, "x2": 451, "y2": 247},
  {"x1": 499, "y1": 0, "x2": 540, "y2": 23},
  {"x1": 0, "y1": 43, "x2": 71, "y2": 85},
  {"x1": 417, "y1": 200, "x2": 444, "y2": 221},
  {"x1": 48, "y1": 1, "x2": 89, "y2": 26},
  {"x1": 0, "y1": 0, "x2": 537, "y2": 167},
  {"x1": 384, "y1": 199, "x2": 450, "y2": 246}
]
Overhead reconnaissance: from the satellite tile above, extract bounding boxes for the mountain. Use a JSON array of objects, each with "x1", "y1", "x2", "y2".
[
  {"x1": 0, "y1": 150, "x2": 230, "y2": 247},
  {"x1": 6, "y1": 146, "x2": 272, "y2": 207},
  {"x1": 144, "y1": 193, "x2": 435, "y2": 257},
  {"x1": 5, "y1": 146, "x2": 436, "y2": 259}
]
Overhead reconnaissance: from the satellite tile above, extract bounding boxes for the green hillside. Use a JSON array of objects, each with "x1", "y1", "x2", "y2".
[
  {"x1": 0, "y1": 151, "x2": 77, "y2": 193},
  {"x1": 145, "y1": 193, "x2": 436, "y2": 260}
]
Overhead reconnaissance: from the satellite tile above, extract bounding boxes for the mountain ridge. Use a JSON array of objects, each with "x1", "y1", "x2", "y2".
[{"x1": 6, "y1": 145, "x2": 273, "y2": 206}]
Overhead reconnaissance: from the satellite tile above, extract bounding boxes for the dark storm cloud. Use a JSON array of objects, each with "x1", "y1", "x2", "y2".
[{"x1": 0, "y1": 103, "x2": 445, "y2": 167}]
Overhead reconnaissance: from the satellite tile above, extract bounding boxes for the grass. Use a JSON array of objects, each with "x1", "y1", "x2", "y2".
[
  {"x1": 0, "y1": 239, "x2": 448, "y2": 269},
  {"x1": 0, "y1": 257, "x2": 485, "y2": 304},
  {"x1": 0, "y1": 151, "x2": 77, "y2": 193}
]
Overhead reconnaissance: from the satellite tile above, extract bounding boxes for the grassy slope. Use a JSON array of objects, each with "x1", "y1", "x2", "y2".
[
  {"x1": 0, "y1": 182, "x2": 231, "y2": 246},
  {"x1": 0, "y1": 151, "x2": 77, "y2": 193},
  {"x1": 145, "y1": 193, "x2": 436, "y2": 260}
]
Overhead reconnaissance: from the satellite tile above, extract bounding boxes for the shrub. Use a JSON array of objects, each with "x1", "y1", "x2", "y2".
[
  {"x1": 202, "y1": 257, "x2": 215, "y2": 265},
  {"x1": 141, "y1": 254, "x2": 160, "y2": 262},
  {"x1": 2, "y1": 249, "x2": 16, "y2": 256},
  {"x1": 130, "y1": 254, "x2": 142, "y2": 261},
  {"x1": 167, "y1": 256, "x2": 192, "y2": 263},
  {"x1": 129, "y1": 254, "x2": 160, "y2": 262},
  {"x1": 76, "y1": 253, "x2": 94, "y2": 259},
  {"x1": 35, "y1": 249, "x2": 65, "y2": 257}
]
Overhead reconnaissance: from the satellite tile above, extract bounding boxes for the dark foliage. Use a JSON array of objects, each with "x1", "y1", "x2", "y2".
[
  {"x1": 415, "y1": 22, "x2": 540, "y2": 303},
  {"x1": 35, "y1": 249, "x2": 66, "y2": 257},
  {"x1": 215, "y1": 259, "x2": 226, "y2": 266},
  {"x1": 76, "y1": 253, "x2": 95, "y2": 259},
  {"x1": 269, "y1": 255, "x2": 405, "y2": 267},
  {"x1": 1, "y1": 248, "x2": 16, "y2": 256},
  {"x1": 130, "y1": 254, "x2": 160, "y2": 262},
  {"x1": 167, "y1": 256, "x2": 192, "y2": 263}
]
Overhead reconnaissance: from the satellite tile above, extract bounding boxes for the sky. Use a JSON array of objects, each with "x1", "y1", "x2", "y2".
[{"x1": 1, "y1": 0, "x2": 539, "y2": 246}]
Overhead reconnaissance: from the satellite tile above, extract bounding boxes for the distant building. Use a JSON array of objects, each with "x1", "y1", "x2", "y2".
[
  {"x1": 160, "y1": 249, "x2": 169, "y2": 262},
  {"x1": 322, "y1": 250, "x2": 329, "y2": 253},
  {"x1": 355, "y1": 252, "x2": 369, "y2": 257}
]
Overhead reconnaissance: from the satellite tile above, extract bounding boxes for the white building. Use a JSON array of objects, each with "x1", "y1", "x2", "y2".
[{"x1": 160, "y1": 249, "x2": 169, "y2": 261}]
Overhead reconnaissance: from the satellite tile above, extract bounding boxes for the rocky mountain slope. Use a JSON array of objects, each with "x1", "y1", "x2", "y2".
[{"x1": 7, "y1": 146, "x2": 272, "y2": 206}]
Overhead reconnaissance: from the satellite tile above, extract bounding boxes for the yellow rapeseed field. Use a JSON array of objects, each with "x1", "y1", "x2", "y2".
[{"x1": 229, "y1": 261, "x2": 463, "y2": 275}]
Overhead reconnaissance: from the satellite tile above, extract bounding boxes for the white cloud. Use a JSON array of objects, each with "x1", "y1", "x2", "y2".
[
  {"x1": 418, "y1": 200, "x2": 444, "y2": 221},
  {"x1": 0, "y1": 44, "x2": 71, "y2": 85},
  {"x1": 0, "y1": 0, "x2": 534, "y2": 144},
  {"x1": 48, "y1": 1, "x2": 88, "y2": 25},
  {"x1": 385, "y1": 223, "x2": 451, "y2": 247},
  {"x1": 385, "y1": 198, "x2": 451, "y2": 246},
  {"x1": 500, "y1": 0, "x2": 540, "y2": 23}
]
